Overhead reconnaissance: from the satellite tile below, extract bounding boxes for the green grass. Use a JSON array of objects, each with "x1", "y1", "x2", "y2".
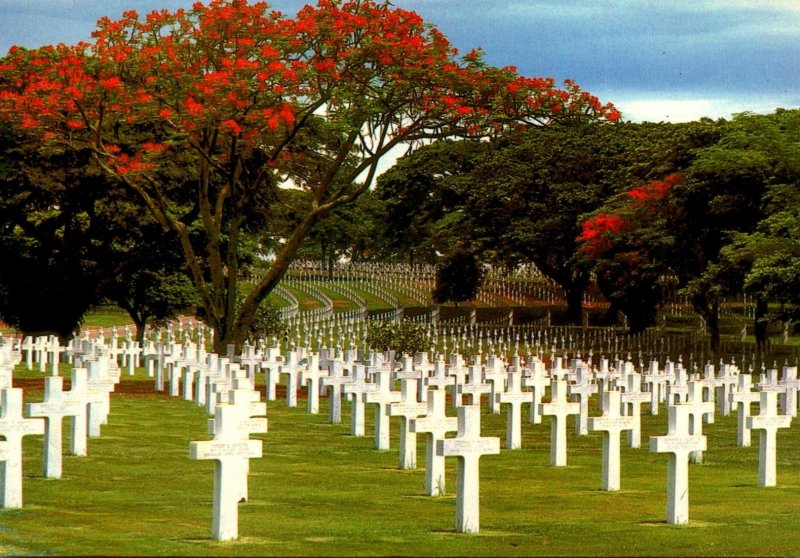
[
  {"x1": 81, "y1": 305, "x2": 135, "y2": 329},
  {"x1": 4, "y1": 365, "x2": 800, "y2": 556}
]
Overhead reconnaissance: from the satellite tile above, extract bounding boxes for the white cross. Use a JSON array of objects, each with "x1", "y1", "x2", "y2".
[
  {"x1": 747, "y1": 390, "x2": 792, "y2": 487},
  {"x1": 649, "y1": 403, "x2": 707, "y2": 525},
  {"x1": 364, "y1": 367, "x2": 401, "y2": 450},
  {"x1": 730, "y1": 374, "x2": 760, "y2": 447},
  {"x1": 342, "y1": 364, "x2": 374, "y2": 437},
  {"x1": 410, "y1": 389, "x2": 458, "y2": 496},
  {"x1": 189, "y1": 403, "x2": 263, "y2": 541},
  {"x1": 620, "y1": 372, "x2": 649, "y2": 449},
  {"x1": 0, "y1": 388, "x2": 45, "y2": 508},
  {"x1": 684, "y1": 379, "x2": 714, "y2": 463},
  {"x1": 587, "y1": 389, "x2": 635, "y2": 491},
  {"x1": 320, "y1": 360, "x2": 353, "y2": 425},
  {"x1": 495, "y1": 371, "x2": 534, "y2": 449},
  {"x1": 568, "y1": 365, "x2": 597, "y2": 436},
  {"x1": 437, "y1": 404, "x2": 500, "y2": 533},
  {"x1": 300, "y1": 353, "x2": 328, "y2": 415},
  {"x1": 388, "y1": 374, "x2": 427, "y2": 469},
  {"x1": 26, "y1": 375, "x2": 83, "y2": 479},
  {"x1": 540, "y1": 378, "x2": 580, "y2": 466}
]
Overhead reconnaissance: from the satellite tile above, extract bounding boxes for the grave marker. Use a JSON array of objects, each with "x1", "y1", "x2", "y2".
[
  {"x1": 300, "y1": 353, "x2": 327, "y2": 415},
  {"x1": 568, "y1": 365, "x2": 597, "y2": 436},
  {"x1": 388, "y1": 373, "x2": 427, "y2": 469},
  {"x1": 540, "y1": 378, "x2": 580, "y2": 466},
  {"x1": 685, "y1": 379, "x2": 714, "y2": 464},
  {"x1": 0, "y1": 388, "x2": 45, "y2": 508},
  {"x1": 26, "y1": 375, "x2": 83, "y2": 478},
  {"x1": 746, "y1": 390, "x2": 792, "y2": 487},
  {"x1": 410, "y1": 389, "x2": 457, "y2": 496},
  {"x1": 320, "y1": 360, "x2": 352, "y2": 424},
  {"x1": 495, "y1": 370, "x2": 534, "y2": 449},
  {"x1": 649, "y1": 404, "x2": 707, "y2": 525},
  {"x1": 364, "y1": 367, "x2": 401, "y2": 450},
  {"x1": 587, "y1": 389, "x2": 635, "y2": 491},
  {"x1": 343, "y1": 364, "x2": 373, "y2": 437},
  {"x1": 437, "y1": 404, "x2": 500, "y2": 534},
  {"x1": 189, "y1": 403, "x2": 263, "y2": 541},
  {"x1": 730, "y1": 373, "x2": 759, "y2": 447}
]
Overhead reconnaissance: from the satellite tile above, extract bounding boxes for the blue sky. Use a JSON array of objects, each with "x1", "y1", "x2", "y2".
[{"x1": 1, "y1": 0, "x2": 798, "y2": 122}]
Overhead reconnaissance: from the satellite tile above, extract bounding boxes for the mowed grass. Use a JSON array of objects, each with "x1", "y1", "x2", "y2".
[{"x1": 4, "y1": 365, "x2": 800, "y2": 556}]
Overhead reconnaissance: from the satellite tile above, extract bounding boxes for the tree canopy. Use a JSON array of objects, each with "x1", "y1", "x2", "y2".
[{"x1": 0, "y1": 0, "x2": 618, "y2": 350}]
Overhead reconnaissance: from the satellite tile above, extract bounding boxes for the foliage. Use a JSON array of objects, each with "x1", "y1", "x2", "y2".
[
  {"x1": 378, "y1": 121, "x2": 718, "y2": 324},
  {"x1": 285, "y1": 189, "x2": 390, "y2": 266},
  {"x1": 375, "y1": 139, "x2": 490, "y2": 264},
  {"x1": 432, "y1": 248, "x2": 485, "y2": 305},
  {"x1": 236, "y1": 289, "x2": 285, "y2": 342},
  {"x1": 366, "y1": 318, "x2": 427, "y2": 354},
  {"x1": 710, "y1": 109, "x2": 800, "y2": 349},
  {"x1": 0, "y1": 0, "x2": 617, "y2": 351}
]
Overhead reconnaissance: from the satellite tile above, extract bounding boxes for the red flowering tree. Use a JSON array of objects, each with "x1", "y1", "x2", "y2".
[
  {"x1": 0, "y1": 0, "x2": 619, "y2": 350},
  {"x1": 577, "y1": 173, "x2": 682, "y2": 332}
]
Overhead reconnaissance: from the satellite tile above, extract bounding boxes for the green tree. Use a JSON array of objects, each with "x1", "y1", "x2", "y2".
[
  {"x1": 710, "y1": 109, "x2": 800, "y2": 354},
  {"x1": 376, "y1": 139, "x2": 490, "y2": 264},
  {"x1": 0, "y1": 123, "x2": 155, "y2": 338},
  {"x1": 366, "y1": 319, "x2": 427, "y2": 355},
  {"x1": 432, "y1": 247, "x2": 485, "y2": 305}
]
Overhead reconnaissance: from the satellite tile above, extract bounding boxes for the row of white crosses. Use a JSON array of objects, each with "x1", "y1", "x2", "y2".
[
  {"x1": 35, "y1": 322, "x2": 799, "y2": 537},
  {"x1": 0, "y1": 336, "x2": 122, "y2": 510},
  {"x1": 227, "y1": 340, "x2": 800, "y2": 530},
  {"x1": 190, "y1": 344, "x2": 502, "y2": 534}
]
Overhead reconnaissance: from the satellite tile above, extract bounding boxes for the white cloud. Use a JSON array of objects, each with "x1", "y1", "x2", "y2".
[{"x1": 614, "y1": 95, "x2": 798, "y2": 123}]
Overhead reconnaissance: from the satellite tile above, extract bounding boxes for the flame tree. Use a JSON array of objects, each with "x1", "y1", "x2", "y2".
[{"x1": 0, "y1": 0, "x2": 618, "y2": 350}]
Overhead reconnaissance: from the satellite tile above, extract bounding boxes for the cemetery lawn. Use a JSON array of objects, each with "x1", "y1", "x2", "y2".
[{"x1": 5, "y1": 367, "x2": 800, "y2": 557}]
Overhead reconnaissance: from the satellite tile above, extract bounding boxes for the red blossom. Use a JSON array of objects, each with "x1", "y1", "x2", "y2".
[
  {"x1": 220, "y1": 119, "x2": 242, "y2": 135},
  {"x1": 0, "y1": 0, "x2": 618, "y2": 198},
  {"x1": 625, "y1": 173, "x2": 683, "y2": 206},
  {"x1": 577, "y1": 212, "x2": 629, "y2": 258}
]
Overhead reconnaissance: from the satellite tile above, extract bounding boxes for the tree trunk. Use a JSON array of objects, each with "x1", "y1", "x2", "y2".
[
  {"x1": 692, "y1": 297, "x2": 721, "y2": 360},
  {"x1": 134, "y1": 317, "x2": 147, "y2": 348},
  {"x1": 707, "y1": 298, "x2": 721, "y2": 359},
  {"x1": 754, "y1": 295, "x2": 770, "y2": 356},
  {"x1": 219, "y1": 210, "x2": 324, "y2": 353},
  {"x1": 563, "y1": 283, "x2": 585, "y2": 325}
]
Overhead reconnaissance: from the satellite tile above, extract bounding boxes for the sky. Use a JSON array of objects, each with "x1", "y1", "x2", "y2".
[{"x1": 1, "y1": 0, "x2": 799, "y2": 123}]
